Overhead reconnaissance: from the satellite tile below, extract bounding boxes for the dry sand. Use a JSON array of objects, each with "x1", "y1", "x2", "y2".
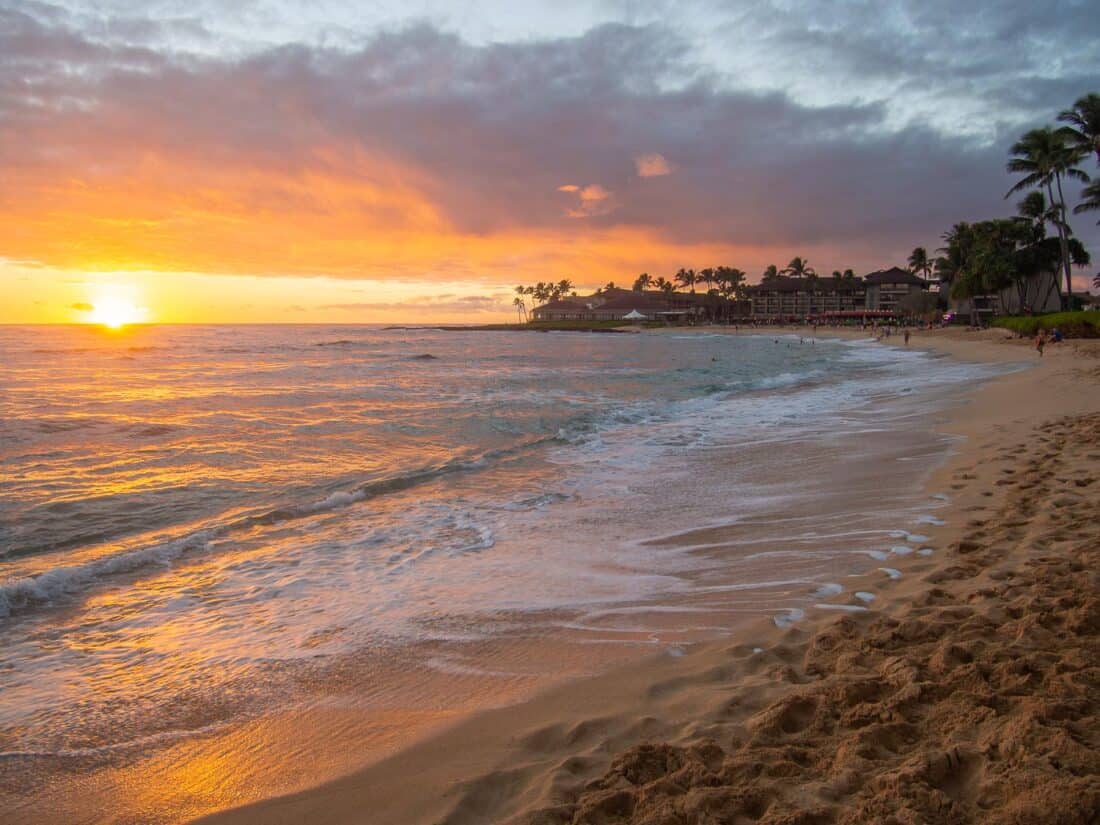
[{"x1": 196, "y1": 328, "x2": 1100, "y2": 825}]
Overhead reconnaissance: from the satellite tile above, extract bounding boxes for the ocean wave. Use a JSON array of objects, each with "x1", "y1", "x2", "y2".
[
  {"x1": 0, "y1": 441, "x2": 552, "y2": 621},
  {"x1": 0, "y1": 529, "x2": 217, "y2": 619}
]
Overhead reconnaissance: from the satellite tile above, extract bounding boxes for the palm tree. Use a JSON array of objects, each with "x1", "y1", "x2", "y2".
[
  {"x1": 761, "y1": 264, "x2": 779, "y2": 282},
  {"x1": 937, "y1": 222, "x2": 984, "y2": 325},
  {"x1": 1006, "y1": 126, "x2": 1090, "y2": 303},
  {"x1": 1015, "y1": 191, "x2": 1055, "y2": 257},
  {"x1": 907, "y1": 247, "x2": 933, "y2": 282},
  {"x1": 707, "y1": 267, "x2": 745, "y2": 322},
  {"x1": 632, "y1": 272, "x2": 652, "y2": 291},
  {"x1": 1075, "y1": 179, "x2": 1100, "y2": 224},
  {"x1": 781, "y1": 257, "x2": 815, "y2": 278},
  {"x1": 512, "y1": 296, "x2": 528, "y2": 322},
  {"x1": 842, "y1": 268, "x2": 855, "y2": 281},
  {"x1": 935, "y1": 222, "x2": 970, "y2": 292},
  {"x1": 726, "y1": 268, "x2": 746, "y2": 298},
  {"x1": 698, "y1": 268, "x2": 715, "y2": 291},
  {"x1": 1011, "y1": 192, "x2": 1065, "y2": 308},
  {"x1": 675, "y1": 267, "x2": 697, "y2": 293},
  {"x1": 556, "y1": 279, "x2": 573, "y2": 299},
  {"x1": 1058, "y1": 93, "x2": 1100, "y2": 164}
]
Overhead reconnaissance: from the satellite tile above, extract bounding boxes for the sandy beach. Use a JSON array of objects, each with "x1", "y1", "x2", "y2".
[{"x1": 191, "y1": 327, "x2": 1100, "y2": 825}]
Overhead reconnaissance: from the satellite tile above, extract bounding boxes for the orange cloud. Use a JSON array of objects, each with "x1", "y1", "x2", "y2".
[
  {"x1": 635, "y1": 153, "x2": 671, "y2": 177},
  {"x1": 559, "y1": 183, "x2": 616, "y2": 219}
]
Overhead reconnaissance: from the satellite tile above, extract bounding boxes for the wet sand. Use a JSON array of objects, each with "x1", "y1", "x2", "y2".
[{"x1": 195, "y1": 327, "x2": 1100, "y2": 825}]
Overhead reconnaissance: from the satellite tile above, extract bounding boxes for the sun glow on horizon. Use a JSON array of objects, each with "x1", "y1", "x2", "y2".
[{"x1": 84, "y1": 286, "x2": 149, "y2": 328}]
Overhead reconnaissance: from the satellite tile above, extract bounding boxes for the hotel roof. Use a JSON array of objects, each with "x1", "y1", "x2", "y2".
[{"x1": 863, "y1": 267, "x2": 927, "y2": 286}]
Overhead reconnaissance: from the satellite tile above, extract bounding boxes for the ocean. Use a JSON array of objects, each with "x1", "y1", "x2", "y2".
[{"x1": 0, "y1": 325, "x2": 999, "y2": 823}]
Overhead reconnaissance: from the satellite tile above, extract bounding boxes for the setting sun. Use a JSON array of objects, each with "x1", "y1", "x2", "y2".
[{"x1": 84, "y1": 287, "x2": 148, "y2": 328}]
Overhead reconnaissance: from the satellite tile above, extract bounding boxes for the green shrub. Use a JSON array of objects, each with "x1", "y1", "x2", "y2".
[{"x1": 991, "y1": 311, "x2": 1100, "y2": 338}]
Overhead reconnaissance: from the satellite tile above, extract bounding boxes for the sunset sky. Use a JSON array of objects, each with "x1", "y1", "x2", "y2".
[{"x1": 3, "y1": 0, "x2": 1098, "y2": 323}]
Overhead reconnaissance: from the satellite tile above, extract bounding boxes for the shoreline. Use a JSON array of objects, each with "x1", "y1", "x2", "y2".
[{"x1": 193, "y1": 328, "x2": 1100, "y2": 825}]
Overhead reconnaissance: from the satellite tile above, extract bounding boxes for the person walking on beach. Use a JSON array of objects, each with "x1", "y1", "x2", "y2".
[
  {"x1": 904, "y1": 329, "x2": 911, "y2": 346},
  {"x1": 1036, "y1": 330, "x2": 1046, "y2": 357}
]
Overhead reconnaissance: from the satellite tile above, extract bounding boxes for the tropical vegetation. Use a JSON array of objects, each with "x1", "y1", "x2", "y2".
[
  {"x1": 933, "y1": 91, "x2": 1098, "y2": 317},
  {"x1": 991, "y1": 311, "x2": 1100, "y2": 337},
  {"x1": 781, "y1": 257, "x2": 816, "y2": 279},
  {"x1": 513, "y1": 280, "x2": 575, "y2": 320}
]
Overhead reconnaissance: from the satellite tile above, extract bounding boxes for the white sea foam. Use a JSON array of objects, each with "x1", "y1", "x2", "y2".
[
  {"x1": 879, "y1": 567, "x2": 903, "y2": 580},
  {"x1": 306, "y1": 489, "x2": 367, "y2": 512},
  {"x1": 915, "y1": 515, "x2": 946, "y2": 526},
  {"x1": 773, "y1": 608, "x2": 806, "y2": 628}
]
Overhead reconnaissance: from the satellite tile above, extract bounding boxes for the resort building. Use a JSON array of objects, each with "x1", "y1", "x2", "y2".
[
  {"x1": 862, "y1": 267, "x2": 930, "y2": 312},
  {"x1": 746, "y1": 276, "x2": 866, "y2": 320},
  {"x1": 746, "y1": 268, "x2": 930, "y2": 321},
  {"x1": 948, "y1": 270, "x2": 1064, "y2": 323},
  {"x1": 530, "y1": 288, "x2": 716, "y2": 322}
]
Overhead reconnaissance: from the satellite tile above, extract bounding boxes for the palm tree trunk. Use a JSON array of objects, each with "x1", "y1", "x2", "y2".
[
  {"x1": 1044, "y1": 180, "x2": 1069, "y2": 308},
  {"x1": 1038, "y1": 272, "x2": 1059, "y2": 312},
  {"x1": 1053, "y1": 173, "x2": 1074, "y2": 305}
]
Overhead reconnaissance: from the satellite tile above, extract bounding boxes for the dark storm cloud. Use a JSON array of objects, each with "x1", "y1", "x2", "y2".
[{"x1": 2, "y1": 0, "x2": 1097, "y2": 268}]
